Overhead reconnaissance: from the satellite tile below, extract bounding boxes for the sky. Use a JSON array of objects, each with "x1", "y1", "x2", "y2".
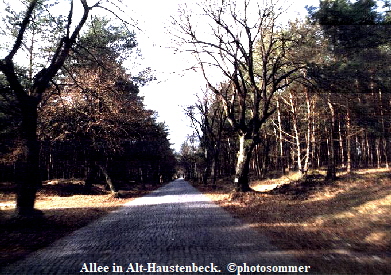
[
  {"x1": 129, "y1": 0, "x2": 317, "y2": 152},
  {"x1": 129, "y1": 1, "x2": 206, "y2": 152},
  {"x1": 0, "y1": 0, "x2": 317, "y2": 153}
]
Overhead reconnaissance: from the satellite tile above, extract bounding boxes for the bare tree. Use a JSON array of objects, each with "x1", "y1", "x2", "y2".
[
  {"x1": 0, "y1": 0, "x2": 128, "y2": 217},
  {"x1": 186, "y1": 89, "x2": 227, "y2": 186},
  {"x1": 174, "y1": 0, "x2": 303, "y2": 191}
]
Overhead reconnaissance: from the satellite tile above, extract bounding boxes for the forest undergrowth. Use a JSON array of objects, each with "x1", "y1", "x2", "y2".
[
  {"x1": 0, "y1": 180, "x2": 160, "y2": 268},
  {"x1": 195, "y1": 168, "x2": 391, "y2": 274}
]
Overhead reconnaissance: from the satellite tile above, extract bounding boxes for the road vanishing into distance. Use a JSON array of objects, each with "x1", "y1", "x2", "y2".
[{"x1": 2, "y1": 179, "x2": 307, "y2": 274}]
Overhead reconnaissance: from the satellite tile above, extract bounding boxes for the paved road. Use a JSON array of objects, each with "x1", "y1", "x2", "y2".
[{"x1": 2, "y1": 179, "x2": 302, "y2": 274}]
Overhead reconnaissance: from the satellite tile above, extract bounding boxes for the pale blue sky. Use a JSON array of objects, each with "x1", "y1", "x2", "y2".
[
  {"x1": 0, "y1": 0, "x2": 317, "y2": 152},
  {"x1": 132, "y1": 0, "x2": 317, "y2": 152}
]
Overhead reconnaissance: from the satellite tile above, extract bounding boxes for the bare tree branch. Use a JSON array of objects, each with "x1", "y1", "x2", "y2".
[{"x1": 5, "y1": 0, "x2": 38, "y2": 62}]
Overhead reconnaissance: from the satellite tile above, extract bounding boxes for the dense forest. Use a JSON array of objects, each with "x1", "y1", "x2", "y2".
[
  {"x1": 0, "y1": 1, "x2": 176, "y2": 216},
  {"x1": 178, "y1": 0, "x2": 391, "y2": 189},
  {"x1": 1, "y1": 0, "x2": 391, "y2": 217},
  {"x1": 1, "y1": 1, "x2": 390, "y2": 273}
]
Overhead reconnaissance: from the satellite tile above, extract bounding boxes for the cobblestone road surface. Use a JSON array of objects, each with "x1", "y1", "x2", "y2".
[{"x1": 2, "y1": 179, "x2": 301, "y2": 274}]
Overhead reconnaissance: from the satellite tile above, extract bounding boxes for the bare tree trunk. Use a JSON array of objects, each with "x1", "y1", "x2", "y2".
[
  {"x1": 303, "y1": 89, "x2": 312, "y2": 174},
  {"x1": 276, "y1": 98, "x2": 286, "y2": 174},
  {"x1": 212, "y1": 142, "x2": 220, "y2": 188},
  {"x1": 346, "y1": 103, "x2": 352, "y2": 173},
  {"x1": 376, "y1": 139, "x2": 381, "y2": 168},
  {"x1": 366, "y1": 132, "x2": 372, "y2": 167},
  {"x1": 15, "y1": 96, "x2": 42, "y2": 217},
  {"x1": 383, "y1": 138, "x2": 389, "y2": 169},
  {"x1": 213, "y1": 111, "x2": 225, "y2": 187},
  {"x1": 234, "y1": 134, "x2": 254, "y2": 192},
  {"x1": 255, "y1": 145, "x2": 263, "y2": 178},
  {"x1": 356, "y1": 135, "x2": 362, "y2": 168},
  {"x1": 311, "y1": 111, "x2": 318, "y2": 169},
  {"x1": 99, "y1": 164, "x2": 118, "y2": 197},
  {"x1": 338, "y1": 120, "x2": 345, "y2": 168},
  {"x1": 289, "y1": 92, "x2": 303, "y2": 176},
  {"x1": 378, "y1": 90, "x2": 389, "y2": 168},
  {"x1": 326, "y1": 97, "x2": 337, "y2": 180},
  {"x1": 202, "y1": 148, "x2": 213, "y2": 185}
]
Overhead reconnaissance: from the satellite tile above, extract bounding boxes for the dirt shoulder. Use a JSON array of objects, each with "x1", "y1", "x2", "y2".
[
  {"x1": 194, "y1": 169, "x2": 391, "y2": 274},
  {"x1": 0, "y1": 180, "x2": 161, "y2": 268}
]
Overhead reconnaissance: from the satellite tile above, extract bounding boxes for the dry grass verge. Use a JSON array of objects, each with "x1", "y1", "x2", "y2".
[
  {"x1": 0, "y1": 180, "x2": 161, "y2": 268},
  {"x1": 195, "y1": 169, "x2": 391, "y2": 274}
]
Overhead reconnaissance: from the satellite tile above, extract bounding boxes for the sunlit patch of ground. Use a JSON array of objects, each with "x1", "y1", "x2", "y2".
[
  {"x1": 195, "y1": 169, "x2": 391, "y2": 274},
  {"x1": 251, "y1": 171, "x2": 303, "y2": 192},
  {"x1": 0, "y1": 180, "x2": 160, "y2": 267}
]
